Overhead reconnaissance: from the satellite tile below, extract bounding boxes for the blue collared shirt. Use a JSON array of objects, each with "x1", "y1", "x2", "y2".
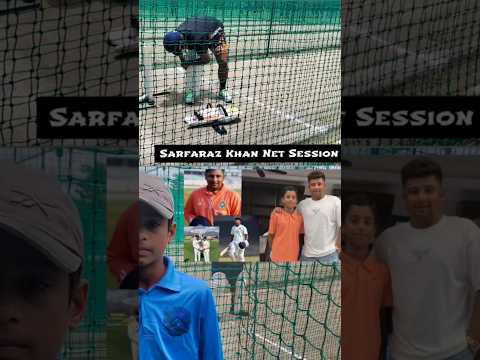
[{"x1": 139, "y1": 257, "x2": 224, "y2": 360}]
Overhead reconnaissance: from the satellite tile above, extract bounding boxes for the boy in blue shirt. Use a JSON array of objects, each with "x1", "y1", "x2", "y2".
[{"x1": 138, "y1": 173, "x2": 224, "y2": 360}]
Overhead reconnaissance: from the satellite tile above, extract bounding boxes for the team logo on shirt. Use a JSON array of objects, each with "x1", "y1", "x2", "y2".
[
  {"x1": 219, "y1": 201, "x2": 225, "y2": 209},
  {"x1": 162, "y1": 306, "x2": 191, "y2": 336}
]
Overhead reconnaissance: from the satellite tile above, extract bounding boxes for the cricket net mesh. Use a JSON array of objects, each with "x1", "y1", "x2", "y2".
[
  {"x1": 343, "y1": 0, "x2": 480, "y2": 96},
  {"x1": 139, "y1": 0, "x2": 340, "y2": 164},
  {"x1": 0, "y1": 0, "x2": 137, "y2": 146},
  {"x1": 145, "y1": 165, "x2": 342, "y2": 360}
]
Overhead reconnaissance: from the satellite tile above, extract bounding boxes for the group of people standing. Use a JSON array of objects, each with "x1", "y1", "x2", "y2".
[
  {"x1": 183, "y1": 169, "x2": 342, "y2": 264},
  {"x1": 342, "y1": 158, "x2": 480, "y2": 360},
  {"x1": 266, "y1": 171, "x2": 341, "y2": 263},
  {"x1": 105, "y1": 158, "x2": 480, "y2": 360}
]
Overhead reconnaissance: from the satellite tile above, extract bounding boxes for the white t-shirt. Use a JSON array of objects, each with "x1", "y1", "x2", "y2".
[
  {"x1": 297, "y1": 195, "x2": 341, "y2": 257},
  {"x1": 231, "y1": 224, "x2": 248, "y2": 244},
  {"x1": 376, "y1": 216, "x2": 480, "y2": 360},
  {"x1": 192, "y1": 238, "x2": 202, "y2": 250}
]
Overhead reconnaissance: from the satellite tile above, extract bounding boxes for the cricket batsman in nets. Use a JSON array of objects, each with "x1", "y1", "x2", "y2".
[{"x1": 163, "y1": 16, "x2": 233, "y2": 105}]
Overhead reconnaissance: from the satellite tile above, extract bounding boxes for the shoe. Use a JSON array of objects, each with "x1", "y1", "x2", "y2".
[
  {"x1": 184, "y1": 89, "x2": 194, "y2": 105},
  {"x1": 146, "y1": 95, "x2": 155, "y2": 106},
  {"x1": 218, "y1": 89, "x2": 232, "y2": 103},
  {"x1": 139, "y1": 95, "x2": 155, "y2": 106}
]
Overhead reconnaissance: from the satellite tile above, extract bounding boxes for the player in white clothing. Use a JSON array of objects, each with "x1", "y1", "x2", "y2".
[
  {"x1": 192, "y1": 234, "x2": 210, "y2": 263},
  {"x1": 271, "y1": 171, "x2": 340, "y2": 263},
  {"x1": 220, "y1": 218, "x2": 249, "y2": 262},
  {"x1": 298, "y1": 171, "x2": 341, "y2": 263},
  {"x1": 192, "y1": 234, "x2": 203, "y2": 262}
]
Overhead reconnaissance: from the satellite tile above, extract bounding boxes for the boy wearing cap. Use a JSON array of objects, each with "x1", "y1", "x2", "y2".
[
  {"x1": 138, "y1": 173, "x2": 224, "y2": 360},
  {"x1": 0, "y1": 162, "x2": 89, "y2": 360}
]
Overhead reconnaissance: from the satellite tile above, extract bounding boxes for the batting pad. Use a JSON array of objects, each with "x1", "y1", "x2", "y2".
[
  {"x1": 185, "y1": 65, "x2": 204, "y2": 97},
  {"x1": 141, "y1": 46, "x2": 154, "y2": 99}
]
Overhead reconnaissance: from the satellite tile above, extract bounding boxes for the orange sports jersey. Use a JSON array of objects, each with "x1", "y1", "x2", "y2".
[
  {"x1": 184, "y1": 185, "x2": 241, "y2": 225},
  {"x1": 107, "y1": 202, "x2": 139, "y2": 283},
  {"x1": 341, "y1": 252, "x2": 393, "y2": 360},
  {"x1": 268, "y1": 209, "x2": 304, "y2": 262}
]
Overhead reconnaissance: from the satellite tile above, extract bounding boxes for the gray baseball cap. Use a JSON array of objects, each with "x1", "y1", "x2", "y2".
[
  {"x1": 0, "y1": 161, "x2": 84, "y2": 273},
  {"x1": 139, "y1": 173, "x2": 174, "y2": 220}
]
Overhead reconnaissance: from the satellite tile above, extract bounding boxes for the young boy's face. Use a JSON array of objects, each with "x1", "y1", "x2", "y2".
[
  {"x1": 403, "y1": 175, "x2": 444, "y2": 226},
  {"x1": 0, "y1": 231, "x2": 88, "y2": 360},
  {"x1": 234, "y1": 219, "x2": 241, "y2": 226},
  {"x1": 308, "y1": 178, "x2": 326, "y2": 200},
  {"x1": 342, "y1": 205, "x2": 376, "y2": 249},
  {"x1": 281, "y1": 191, "x2": 298, "y2": 209},
  {"x1": 139, "y1": 202, "x2": 176, "y2": 268},
  {"x1": 205, "y1": 170, "x2": 224, "y2": 191}
]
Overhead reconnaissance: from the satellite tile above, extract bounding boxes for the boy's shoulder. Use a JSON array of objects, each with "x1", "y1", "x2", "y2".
[
  {"x1": 380, "y1": 220, "x2": 410, "y2": 238},
  {"x1": 323, "y1": 194, "x2": 340, "y2": 202},
  {"x1": 368, "y1": 256, "x2": 390, "y2": 273},
  {"x1": 299, "y1": 195, "x2": 340, "y2": 205},
  {"x1": 225, "y1": 187, "x2": 240, "y2": 199},
  {"x1": 298, "y1": 197, "x2": 310, "y2": 204},
  {"x1": 297, "y1": 197, "x2": 309, "y2": 210},
  {"x1": 443, "y1": 216, "x2": 480, "y2": 243},
  {"x1": 382, "y1": 215, "x2": 478, "y2": 237},
  {"x1": 444, "y1": 215, "x2": 478, "y2": 229},
  {"x1": 352, "y1": 255, "x2": 391, "y2": 284},
  {"x1": 329, "y1": 194, "x2": 341, "y2": 207},
  {"x1": 376, "y1": 222, "x2": 409, "y2": 257},
  {"x1": 155, "y1": 259, "x2": 213, "y2": 300}
]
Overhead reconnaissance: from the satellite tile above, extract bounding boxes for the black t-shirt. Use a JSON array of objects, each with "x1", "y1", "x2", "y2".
[{"x1": 176, "y1": 16, "x2": 224, "y2": 53}]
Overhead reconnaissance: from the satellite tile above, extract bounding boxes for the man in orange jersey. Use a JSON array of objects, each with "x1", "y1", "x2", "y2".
[
  {"x1": 185, "y1": 169, "x2": 241, "y2": 226},
  {"x1": 107, "y1": 201, "x2": 139, "y2": 288}
]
